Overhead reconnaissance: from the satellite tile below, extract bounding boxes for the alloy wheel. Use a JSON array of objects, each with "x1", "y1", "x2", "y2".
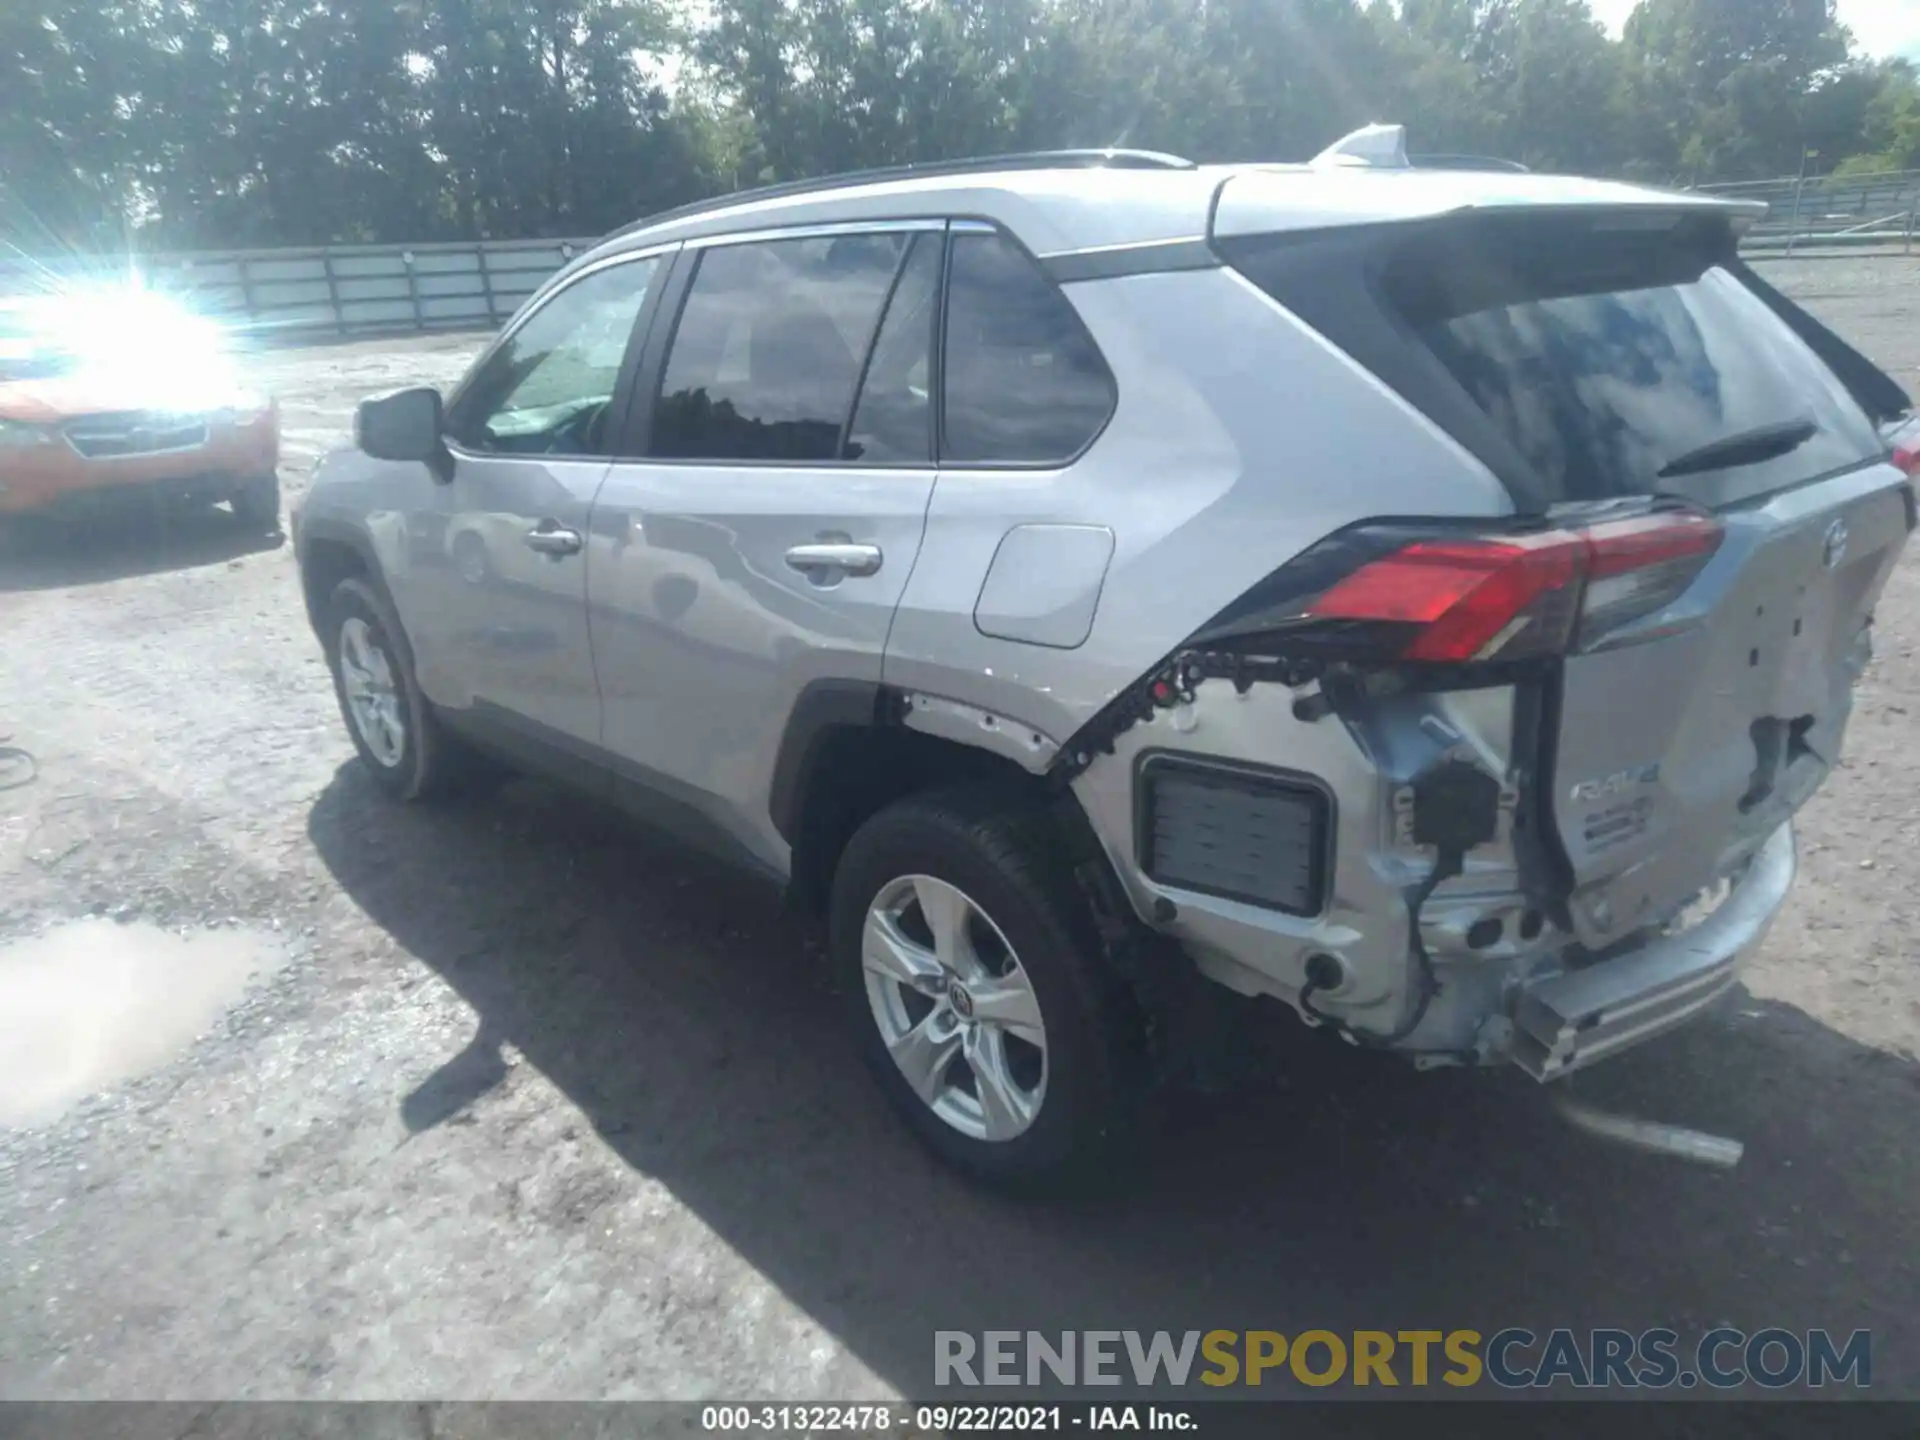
[
  {"x1": 862, "y1": 873, "x2": 1048, "y2": 1142},
  {"x1": 338, "y1": 616, "x2": 406, "y2": 768}
]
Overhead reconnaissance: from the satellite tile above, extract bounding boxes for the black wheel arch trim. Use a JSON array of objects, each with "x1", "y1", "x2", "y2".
[
  {"x1": 294, "y1": 515, "x2": 385, "y2": 630},
  {"x1": 295, "y1": 513, "x2": 382, "y2": 570},
  {"x1": 768, "y1": 678, "x2": 889, "y2": 846}
]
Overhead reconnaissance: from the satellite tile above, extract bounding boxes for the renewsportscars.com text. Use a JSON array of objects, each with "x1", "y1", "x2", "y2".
[{"x1": 934, "y1": 1328, "x2": 1871, "y2": 1390}]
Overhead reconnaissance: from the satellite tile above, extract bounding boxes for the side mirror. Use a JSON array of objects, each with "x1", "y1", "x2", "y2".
[{"x1": 355, "y1": 387, "x2": 452, "y2": 482}]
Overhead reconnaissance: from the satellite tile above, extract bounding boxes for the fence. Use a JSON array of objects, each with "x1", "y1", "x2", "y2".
[
  {"x1": 1697, "y1": 169, "x2": 1920, "y2": 255},
  {"x1": 0, "y1": 236, "x2": 597, "y2": 344},
  {"x1": 10, "y1": 168, "x2": 1920, "y2": 345}
]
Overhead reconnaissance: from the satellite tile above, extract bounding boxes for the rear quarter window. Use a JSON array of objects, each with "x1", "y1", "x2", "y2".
[{"x1": 941, "y1": 231, "x2": 1116, "y2": 465}]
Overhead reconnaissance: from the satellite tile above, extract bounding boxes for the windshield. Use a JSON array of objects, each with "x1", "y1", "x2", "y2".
[
  {"x1": 0, "y1": 307, "x2": 82, "y2": 383},
  {"x1": 0, "y1": 289, "x2": 241, "y2": 399}
]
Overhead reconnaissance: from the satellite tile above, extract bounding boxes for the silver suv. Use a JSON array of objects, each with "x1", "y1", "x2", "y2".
[{"x1": 295, "y1": 130, "x2": 1916, "y2": 1190}]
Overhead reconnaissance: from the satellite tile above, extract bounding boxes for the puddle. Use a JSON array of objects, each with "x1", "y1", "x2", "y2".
[{"x1": 0, "y1": 918, "x2": 287, "y2": 1128}]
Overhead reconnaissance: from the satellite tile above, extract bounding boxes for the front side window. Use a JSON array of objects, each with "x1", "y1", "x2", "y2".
[
  {"x1": 650, "y1": 232, "x2": 914, "y2": 462},
  {"x1": 941, "y1": 232, "x2": 1116, "y2": 465},
  {"x1": 449, "y1": 256, "x2": 658, "y2": 457}
]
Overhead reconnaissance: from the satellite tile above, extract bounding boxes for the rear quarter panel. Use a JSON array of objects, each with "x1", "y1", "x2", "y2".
[{"x1": 882, "y1": 264, "x2": 1516, "y2": 749}]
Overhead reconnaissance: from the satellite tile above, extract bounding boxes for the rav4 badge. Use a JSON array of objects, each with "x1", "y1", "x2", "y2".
[{"x1": 1570, "y1": 764, "x2": 1662, "y2": 805}]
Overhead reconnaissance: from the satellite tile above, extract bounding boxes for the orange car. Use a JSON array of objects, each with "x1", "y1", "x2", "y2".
[{"x1": 0, "y1": 294, "x2": 281, "y2": 528}]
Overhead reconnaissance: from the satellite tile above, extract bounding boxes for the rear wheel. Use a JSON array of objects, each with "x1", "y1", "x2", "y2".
[
  {"x1": 830, "y1": 790, "x2": 1142, "y2": 1194},
  {"x1": 230, "y1": 471, "x2": 281, "y2": 531},
  {"x1": 324, "y1": 576, "x2": 469, "y2": 801}
]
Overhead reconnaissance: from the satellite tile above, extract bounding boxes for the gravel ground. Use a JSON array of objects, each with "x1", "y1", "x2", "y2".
[{"x1": 3, "y1": 264, "x2": 1920, "y2": 1403}]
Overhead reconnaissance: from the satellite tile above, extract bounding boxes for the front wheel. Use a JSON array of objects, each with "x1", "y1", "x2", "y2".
[
  {"x1": 829, "y1": 790, "x2": 1143, "y2": 1194},
  {"x1": 324, "y1": 576, "x2": 468, "y2": 801}
]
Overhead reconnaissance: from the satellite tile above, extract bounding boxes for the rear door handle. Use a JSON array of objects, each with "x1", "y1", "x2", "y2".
[
  {"x1": 525, "y1": 522, "x2": 583, "y2": 557},
  {"x1": 784, "y1": 542, "x2": 883, "y2": 577}
]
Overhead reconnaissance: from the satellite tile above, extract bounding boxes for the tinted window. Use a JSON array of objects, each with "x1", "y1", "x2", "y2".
[
  {"x1": 1413, "y1": 265, "x2": 1883, "y2": 509},
  {"x1": 941, "y1": 232, "x2": 1115, "y2": 464},
  {"x1": 1226, "y1": 215, "x2": 1884, "y2": 511},
  {"x1": 0, "y1": 301, "x2": 80, "y2": 382},
  {"x1": 651, "y1": 233, "x2": 910, "y2": 462},
  {"x1": 450, "y1": 256, "x2": 657, "y2": 457},
  {"x1": 845, "y1": 234, "x2": 940, "y2": 464}
]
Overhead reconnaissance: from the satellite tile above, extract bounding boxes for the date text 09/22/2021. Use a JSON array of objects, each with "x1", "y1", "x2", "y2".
[{"x1": 701, "y1": 1404, "x2": 1192, "y2": 1432}]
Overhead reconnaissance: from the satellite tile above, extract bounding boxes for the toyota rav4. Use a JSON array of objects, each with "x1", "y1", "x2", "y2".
[{"x1": 294, "y1": 129, "x2": 1917, "y2": 1191}]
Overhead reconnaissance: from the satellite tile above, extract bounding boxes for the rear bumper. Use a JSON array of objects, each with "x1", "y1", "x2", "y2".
[
  {"x1": 0, "y1": 414, "x2": 278, "y2": 517},
  {"x1": 1509, "y1": 823, "x2": 1796, "y2": 1081}
]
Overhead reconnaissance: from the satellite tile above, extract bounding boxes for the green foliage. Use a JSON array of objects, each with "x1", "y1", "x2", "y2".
[{"x1": 2, "y1": 0, "x2": 1917, "y2": 253}]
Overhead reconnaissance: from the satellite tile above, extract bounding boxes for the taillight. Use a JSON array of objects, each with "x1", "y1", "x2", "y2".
[
  {"x1": 1193, "y1": 509, "x2": 1723, "y2": 667},
  {"x1": 1310, "y1": 531, "x2": 1584, "y2": 662},
  {"x1": 1882, "y1": 417, "x2": 1920, "y2": 528},
  {"x1": 1577, "y1": 511, "x2": 1722, "y2": 646}
]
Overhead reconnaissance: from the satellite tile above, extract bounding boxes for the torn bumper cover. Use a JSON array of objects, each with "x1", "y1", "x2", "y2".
[{"x1": 1509, "y1": 823, "x2": 1796, "y2": 1081}]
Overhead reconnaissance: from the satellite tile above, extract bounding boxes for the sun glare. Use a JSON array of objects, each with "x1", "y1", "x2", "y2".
[{"x1": 8, "y1": 283, "x2": 249, "y2": 407}]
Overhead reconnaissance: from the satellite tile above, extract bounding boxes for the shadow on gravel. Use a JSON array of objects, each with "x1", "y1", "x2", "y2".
[
  {"x1": 308, "y1": 761, "x2": 1920, "y2": 1398},
  {"x1": 0, "y1": 506, "x2": 282, "y2": 592}
]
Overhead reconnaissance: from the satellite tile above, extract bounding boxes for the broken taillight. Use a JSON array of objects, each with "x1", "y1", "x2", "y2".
[
  {"x1": 1310, "y1": 530, "x2": 1585, "y2": 662},
  {"x1": 1880, "y1": 416, "x2": 1920, "y2": 528},
  {"x1": 1194, "y1": 509, "x2": 1724, "y2": 666},
  {"x1": 1575, "y1": 510, "x2": 1723, "y2": 647}
]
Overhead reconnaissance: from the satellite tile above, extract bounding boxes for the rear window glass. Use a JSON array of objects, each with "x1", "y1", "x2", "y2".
[
  {"x1": 1227, "y1": 215, "x2": 1887, "y2": 510},
  {"x1": 1406, "y1": 262, "x2": 1882, "y2": 509}
]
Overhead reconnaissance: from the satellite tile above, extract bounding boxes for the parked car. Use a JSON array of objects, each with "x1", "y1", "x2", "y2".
[
  {"x1": 0, "y1": 293, "x2": 280, "y2": 528},
  {"x1": 293, "y1": 131, "x2": 1916, "y2": 1191}
]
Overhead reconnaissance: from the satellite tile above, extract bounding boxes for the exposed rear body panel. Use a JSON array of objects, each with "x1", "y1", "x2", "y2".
[{"x1": 1553, "y1": 465, "x2": 1905, "y2": 948}]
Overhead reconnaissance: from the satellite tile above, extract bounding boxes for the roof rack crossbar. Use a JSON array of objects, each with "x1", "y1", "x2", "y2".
[{"x1": 605, "y1": 148, "x2": 1197, "y2": 241}]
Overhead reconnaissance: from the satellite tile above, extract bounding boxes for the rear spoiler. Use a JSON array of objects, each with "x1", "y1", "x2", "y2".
[{"x1": 1730, "y1": 258, "x2": 1912, "y2": 424}]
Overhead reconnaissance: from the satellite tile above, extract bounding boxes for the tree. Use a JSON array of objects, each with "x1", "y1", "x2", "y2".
[
  {"x1": 1624, "y1": 0, "x2": 1851, "y2": 180},
  {"x1": 0, "y1": 1, "x2": 148, "y2": 255},
  {"x1": 3, "y1": 0, "x2": 1916, "y2": 254}
]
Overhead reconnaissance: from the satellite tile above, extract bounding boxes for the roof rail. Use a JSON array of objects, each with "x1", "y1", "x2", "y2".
[
  {"x1": 1409, "y1": 153, "x2": 1532, "y2": 174},
  {"x1": 606, "y1": 148, "x2": 1198, "y2": 241}
]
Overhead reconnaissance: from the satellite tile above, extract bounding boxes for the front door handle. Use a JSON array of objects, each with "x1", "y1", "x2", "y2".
[
  {"x1": 524, "y1": 522, "x2": 583, "y2": 557},
  {"x1": 784, "y1": 542, "x2": 883, "y2": 578}
]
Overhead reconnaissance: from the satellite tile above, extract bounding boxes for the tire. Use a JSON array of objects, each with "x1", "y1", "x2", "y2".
[
  {"x1": 323, "y1": 576, "x2": 468, "y2": 801},
  {"x1": 829, "y1": 789, "x2": 1144, "y2": 1195},
  {"x1": 230, "y1": 471, "x2": 281, "y2": 531}
]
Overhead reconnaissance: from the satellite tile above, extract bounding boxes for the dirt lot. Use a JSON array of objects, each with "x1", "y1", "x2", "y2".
[{"x1": 3, "y1": 260, "x2": 1920, "y2": 1402}]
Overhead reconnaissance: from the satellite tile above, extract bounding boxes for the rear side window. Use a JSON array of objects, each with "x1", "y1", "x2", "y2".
[
  {"x1": 651, "y1": 232, "x2": 911, "y2": 462},
  {"x1": 941, "y1": 232, "x2": 1115, "y2": 464},
  {"x1": 845, "y1": 233, "x2": 941, "y2": 464},
  {"x1": 1226, "y1": 214, "x2": 1887, "y2": 511}
]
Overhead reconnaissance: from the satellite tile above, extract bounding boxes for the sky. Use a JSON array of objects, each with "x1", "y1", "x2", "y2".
[{"x1": 1588, "y1": 0, "x2": 1920, "y2": 61}]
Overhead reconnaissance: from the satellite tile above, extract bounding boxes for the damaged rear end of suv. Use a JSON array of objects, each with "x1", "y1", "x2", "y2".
[
  {"x1": 301, "y1": 138, "x2": 1915, "y2": 1194},
  {"x1": 1062, "y1": 158, "x2": 1915, "y2": 1103}
]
